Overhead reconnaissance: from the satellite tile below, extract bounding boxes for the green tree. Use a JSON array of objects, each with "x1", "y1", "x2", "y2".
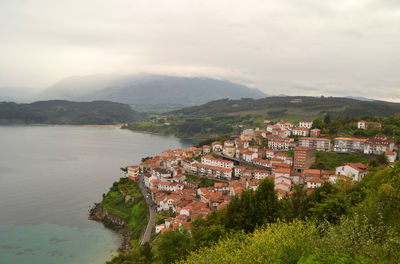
[{"x1": 156, "y1": 228, "x2": 192, "y2": 264}]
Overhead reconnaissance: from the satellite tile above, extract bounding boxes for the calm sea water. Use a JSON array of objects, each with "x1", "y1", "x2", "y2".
[{"x1": 0, "y1": 126, "x2": 194, "y2": 264}]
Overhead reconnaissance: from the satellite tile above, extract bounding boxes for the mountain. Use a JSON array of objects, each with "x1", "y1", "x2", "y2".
[
  {"x1": 34, "y1": 74, "x2": 266, "y2": 111},
  {"x1": 0, "y1": 100, "x2": 142, "y2": 125}
]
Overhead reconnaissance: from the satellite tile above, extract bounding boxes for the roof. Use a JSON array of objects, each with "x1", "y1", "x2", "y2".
[
  {"x1": 306, "y1": 177, "x2": 324, "y2": 183},
  {"x1": 273, "y1": 168, "x2": 291, "y2": 174},
  {"x1": 335, "y1": 137, "x2": 367, "y2": 142},
  {"x1": 299, "y1": 137, "x2": 330, "y2": 142},
  {"x1": 344, "y1": 163, "x2": 368, "y2": 173}
]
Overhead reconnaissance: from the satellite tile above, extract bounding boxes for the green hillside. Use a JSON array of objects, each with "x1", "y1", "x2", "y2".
[{"x1": 125, "y1": 96, "x2": 400, "y2": 139}]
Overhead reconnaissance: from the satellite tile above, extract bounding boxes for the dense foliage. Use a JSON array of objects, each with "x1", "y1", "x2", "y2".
[{"x1": 0, "y1": 100, "x2": 141, "y2": 125}]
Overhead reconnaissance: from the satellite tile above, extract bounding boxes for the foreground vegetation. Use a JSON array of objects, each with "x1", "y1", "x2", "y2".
[
  {"x1": 107, "y1": 162, "x2": 400, "y2": 264},
  {"x1": 101, "y1": 178, "x2": 148, "y2": 245}
]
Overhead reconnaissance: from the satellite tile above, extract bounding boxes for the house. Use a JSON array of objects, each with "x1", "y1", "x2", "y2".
[
  {"x1": 363, "y1": 135, "x2": 394, "y2": 155},
  {"x1": 234, "y1": 166, "x2": 246, "y2": 178},
  {"x1": 335, "y1": 163, "x2": 369, "y2": 182},
  {"x1": 292, "y1": 127, "x2": 309, "y2": 137},
  {"x1": 211, "y1": 142, "x2": 223, "y2": 152},
  {"x1": 299, "y1": 120, "x2": 313, "y2": 129},
  {"x1": 305, "y1": 177, "x2": 324, "y2": 190},
  {"x1": 334, "y1": 137, "x2": 366, "y2": 153},
  {"x1": 298, "y1": 137, "x2": 331, "y2": 152},
  {"x1": 310, "y1": 128, "x2": 321, "y2": 137},
  {"x1": 272, "y1": 168, "x2": 291, "y2": 178},
  {"x1": 223, "y1": 145, "x2": 236, "y2": 157},
  {"x1": 357, "y1": 120, "x2": 382, "y2": 130},
  {"x1": 253, "y1": 170, "x2": 271, "y2": 180},
  {"x1": 293, "y1": 147, "x2": 316, "y2": 172},
  {"x1": 385, "y1": 151, "x2": 397, "y2": 163},
  {"x1": 182, "y1": 158, "x2": 198, "y2": 174},
  {"x1": 241, "y1": 129, "x2": 254, "y2": 141},
  {"x1": 127, "y1": 165, "x2": 140, "y2": 181},
  {"x1": 242, "y1": 150, "x2": 258, "y2": 162},
  {"x1": 252, "y1": 158, "x2": 271, "y2": 168},
  {"x1": 202, "y1": 145, "x2": 211, "y2": 154},
  {"x1": 276, "y1": 121, "x2": 294, "y2": 130},
  {"x1": 274, "y1": 152, "x2": 293, "y2": 165}
]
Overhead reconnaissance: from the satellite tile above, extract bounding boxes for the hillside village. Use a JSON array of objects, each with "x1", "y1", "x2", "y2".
[{"x1": 125, "y1": 119, "x2": 397, "y2": 235}]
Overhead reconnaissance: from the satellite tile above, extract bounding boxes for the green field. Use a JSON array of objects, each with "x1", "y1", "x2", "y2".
[{"x1": 310, "y1": 152, "x2": 371, "y2": 170}]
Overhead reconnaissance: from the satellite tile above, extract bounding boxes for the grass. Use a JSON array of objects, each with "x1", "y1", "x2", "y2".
[
  {"x1": 185, "y1": 174, "x2": 219, "y2": 187},
  {"x1": 101, "y1": 178, "x2": 149, "y2": 245},
  {"x1": 156, "y1": 211, "x2": 174, "y2": 225},
  {"x1": 310, "y1": 152, "x2": 371, "y2": 170}
]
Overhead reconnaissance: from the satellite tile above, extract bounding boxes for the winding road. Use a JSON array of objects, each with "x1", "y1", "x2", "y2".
[{"x1": 138, "y1": 175, "x2": 157, "y2": 245}]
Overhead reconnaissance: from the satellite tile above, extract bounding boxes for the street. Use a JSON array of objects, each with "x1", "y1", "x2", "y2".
[{"x1": 138, "y1": 175, "x2": 157, "y2": 245}]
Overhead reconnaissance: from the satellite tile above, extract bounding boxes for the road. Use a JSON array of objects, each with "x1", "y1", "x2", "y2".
[{"x1": 138, "y1": 175, "x2": 157, "y2": 245}]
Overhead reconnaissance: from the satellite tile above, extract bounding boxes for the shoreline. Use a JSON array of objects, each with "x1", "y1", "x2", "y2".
[
  {"x1": 122, "y1": 127, "x2": 210, "y2": 141},
  {"x1": 88, "y1": 203, "x2": 133, "y2": 253}
]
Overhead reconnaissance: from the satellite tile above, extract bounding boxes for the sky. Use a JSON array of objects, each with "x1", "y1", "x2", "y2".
[{"x1": 0, "y1": 0, "x2": 399, "y2": 101}]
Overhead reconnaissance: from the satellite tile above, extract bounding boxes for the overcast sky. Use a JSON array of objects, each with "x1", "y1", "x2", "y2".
[{"x1": 0, "y1": 0, "x2": 399, "y2": 100}]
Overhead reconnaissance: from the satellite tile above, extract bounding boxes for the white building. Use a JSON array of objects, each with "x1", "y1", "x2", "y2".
[
  {"x1": 335, "y1": 163, "x2": 369, "y2": 182},
  {"x1": 299, "y1": 120, "x2": 313, "y2": 129}
]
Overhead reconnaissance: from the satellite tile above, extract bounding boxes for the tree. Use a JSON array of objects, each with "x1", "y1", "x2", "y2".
[
  {"x1": 156, "y1": 228, "x2": 193, "y2": 264},
  {"x1": 313, "y1": 118, "x2": 324, "y2": 129},
  {"x1": 324, "y1": 114, "x2": 331, "y2": 125}
]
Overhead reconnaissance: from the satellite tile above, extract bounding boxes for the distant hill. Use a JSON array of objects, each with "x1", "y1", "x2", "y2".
[
  {"x1": 34, "y1": 74, "x2": 266, "y2": 112},
  {"x1": 0, "y1": 100, "x2": 141, "y2": 125}
]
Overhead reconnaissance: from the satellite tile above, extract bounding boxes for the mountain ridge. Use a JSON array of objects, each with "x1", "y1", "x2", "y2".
[{"x1": 34, "y1": 74, "x2": 267, "y2": 111}]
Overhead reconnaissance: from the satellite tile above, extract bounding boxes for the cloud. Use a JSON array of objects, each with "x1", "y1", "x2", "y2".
[{"x1": 0, "y1": 0, "x2": 399, "y2": 101}]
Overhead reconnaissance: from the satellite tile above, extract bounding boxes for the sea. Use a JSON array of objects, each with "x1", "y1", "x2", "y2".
[{"x1": 0, "y1": 125, "x2": 194, "y2": 264}]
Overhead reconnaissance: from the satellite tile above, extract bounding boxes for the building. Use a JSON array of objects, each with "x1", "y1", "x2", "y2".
[
  {"x1": 293, "y1": 147, "x2": 316, "y2": 172},
  {"x1": 292, "y1": 127, "x2": 309, "y2": 137},
  {"x1": 357, "y1": 120, "x2": 382, "y2": 130},
  {"x1": 335, "y1": 163, "x2": 368, "y2": 182},
  {"x1": 127, "y1": 165, "x2": 140, "y2": 181},
  {"x1": 268, "y1": 136, "x2": 295, "y2": 151},
  {"x1": 211, "y1": 142, "x2": 223, "y2": 152},
  {"x1": 310, "y1": 128, "x2": 321, "y2": 137},
  {"x1": 334, "y1": 137, "x2": 366, "y2": 153},
  {"x1": 385, "y1": 151, "x2": 397, "y2": 163},
  {"x1": 202, "y1": 145, "x2": 211, "y2": 154},
  {"x1": 201, "y1": 156, "x2": 234, "y2": 169},
  {"x1": 298, "y1": 137, "x2": 331, "y2": 152},
  {"x1": 299, "y1": 120, "x2": 313, "y2": 129},
  {"x1": 363, "y1": 135, "x2": 395, "y2": 155},
  {"x1": 306, "y1": 177, "x2": 324, "y2": 190}
]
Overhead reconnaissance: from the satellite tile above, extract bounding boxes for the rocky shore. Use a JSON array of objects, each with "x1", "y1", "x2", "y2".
[{"x1": 88, "y1": 203, "x2": 132, "y2": 253}]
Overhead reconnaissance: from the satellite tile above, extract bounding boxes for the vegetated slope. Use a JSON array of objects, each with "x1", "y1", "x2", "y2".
[
  {"x1": 170, "y1": 96, "x2": 400, "y2": 119},
  {"x1": 125, "y1": 96, "x2": 400, "y2": 139},
  {"x1": 0, "y1": 100, "x2": 141, "y2": 125},
  {"x1": 34, "y1": 74, "x2": 266, "y2": 111}
]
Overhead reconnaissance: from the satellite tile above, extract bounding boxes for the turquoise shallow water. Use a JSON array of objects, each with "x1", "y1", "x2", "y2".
[{"x1": 0, "y1": 126, "x2": 194, "y2": 264}]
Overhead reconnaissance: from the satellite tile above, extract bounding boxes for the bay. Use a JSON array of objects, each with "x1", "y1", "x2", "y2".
[{"x1": 0, "y1": 126, "x2": 194, "y2": 264}]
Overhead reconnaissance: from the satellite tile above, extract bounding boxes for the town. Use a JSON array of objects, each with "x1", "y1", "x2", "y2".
[{"x1": 125, "y1": 119, "x2": 397, "y2": 235}]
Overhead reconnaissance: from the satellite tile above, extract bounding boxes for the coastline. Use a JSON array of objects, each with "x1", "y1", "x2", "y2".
[{"x1": 88, "y1": 203, "x2": 133, "y2": 253}]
